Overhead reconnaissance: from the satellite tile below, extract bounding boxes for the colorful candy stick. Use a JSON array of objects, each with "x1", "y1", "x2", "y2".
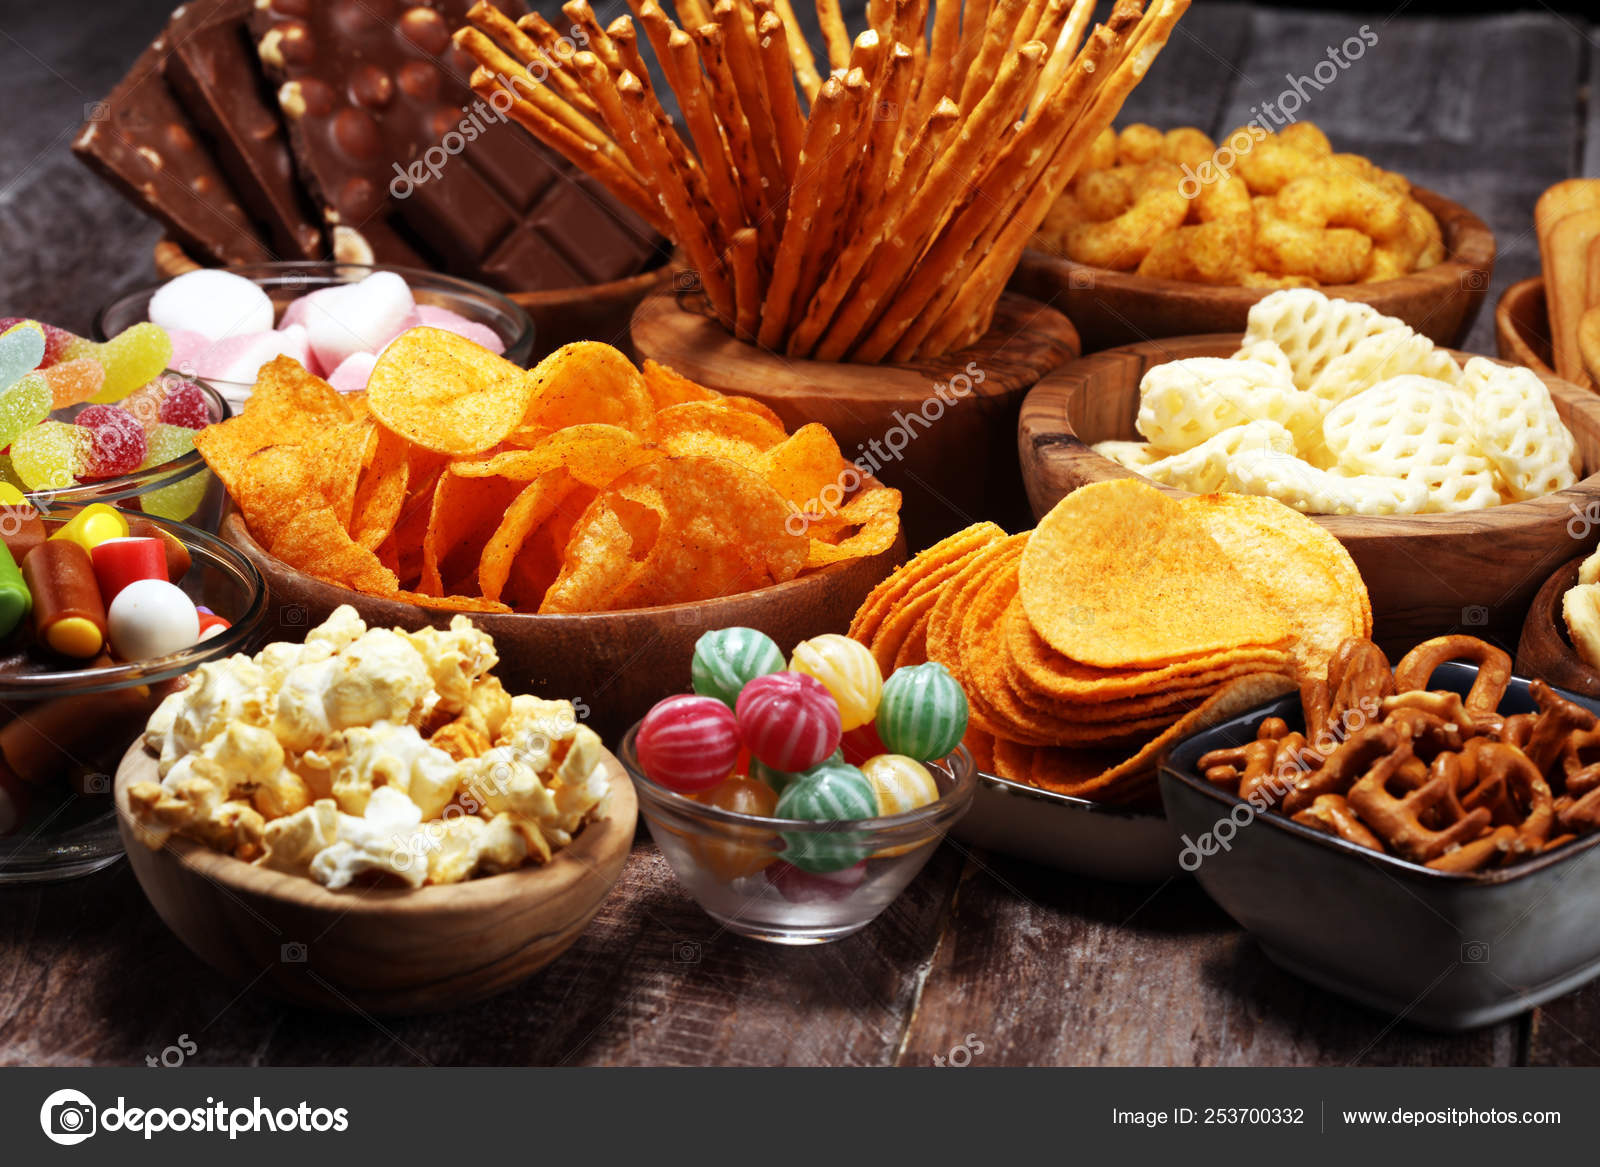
[
  {"x1": 0, "y1": 484, "x2": 45, "y2": 563},
  {"x1": 0, "y1": 541, "x2": 31, "y2": 639},
  {"x1": 90, "y1": 537, "x2": 168, "y2": 604},
  {"x1": 50, "y1": 504, "x2": 129, "y2": 553},
  {"x1": 126, "y1": 518, "x2": 191, "y2": 580},
  {"x1": 23, "y1": 539, "x2": 107, "y2": 658}
]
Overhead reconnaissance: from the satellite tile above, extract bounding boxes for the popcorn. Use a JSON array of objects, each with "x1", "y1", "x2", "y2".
[{"x1": 131, "y1": 606, "x2": 608, "y2": 887}]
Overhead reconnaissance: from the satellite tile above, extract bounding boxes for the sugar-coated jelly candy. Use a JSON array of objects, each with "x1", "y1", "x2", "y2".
[
  {"x1": 158, "y1": 381, "x2": 209, "y2": 429},
  {"x1": 50, "y1": 504, "x2": 128, "y2": 553},
  {"x1": 11, "y1": 422, "x2": 90, "y2": 491},
  {"x1": 0, "y1": 321, "x2": 45, "y2": 390},
  {"x1": 736, "y1": 671, "x2": 842, "y2": 773},
  {"x1": 107, "y1": 578, "x2": 200, "y2": 661},
  {"x1": 0, "y1": 317, "x2": 70, "y2": 368},
  {"x1": 876, "y1": 662, "x2": 969, "y2": 762},
  {"x1": 691, "y1": 626, "x2": 784, "y2": 708},
  {"x1": 138, "y1": 426, "x2": 208, "y2": 521},
  {"x1": 690, "y1": 777, "x2": 779, "y2": 882},
  {"x1": 636, "y1": 694, "x2": 742, "y2": 792},
  {"x1": 0, "y1": 541, "x2": 31, "y2": 639},
  {"x1": 66, "y1": 323, "x2": 173, "y2": 403},
  {"x1": 75, "y1": 405, "x2": 149, "y2": 479},
  {"x1": 790, "y1": 633, "x2": 883, "y2": 731},
  {"x1": 773, "y1": 763, "x2": 877, "y2": 873},
  {"x1": 42, "y1": 359, "x2": 106, "y2": 409},
  {"x1": 22, "y1": 538, "x2": 106, "y2": 658},
  {"x1": 0, "y1": 372, "x2": 52, "y2": 449}
]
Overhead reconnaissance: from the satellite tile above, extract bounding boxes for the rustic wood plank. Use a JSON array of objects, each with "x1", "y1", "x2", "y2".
[{"x1": 897, "y1": 852, "x2": 1520, "y2": 1066}]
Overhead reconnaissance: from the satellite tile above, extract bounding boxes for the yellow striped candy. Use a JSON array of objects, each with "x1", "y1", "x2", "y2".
[
  {"x1": 861, "y1": 753, "x2": 940, "y2": 857},
  {"x1": 790, "y1": 633, "x2": 883, "y2": 731}
]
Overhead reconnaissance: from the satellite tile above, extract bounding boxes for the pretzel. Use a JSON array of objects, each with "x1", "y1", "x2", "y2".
[
  {"x1": 1525, "y1": 679, "x2": 1599, "y2": 776},
  {"x1": 1427, "y1": 825, "x2": 1518, "y2": 873},
  {"x1": 1303, "y1": 636, "x2": 1394, "y2": 745},
  {"x1": 1381, "y1": 690, "x2": 1498, "y2": 739},
  {"x1": 1292, "y1": 793, "x2": 1382, "y2": 851},
  {"x1": 1457, "y1": 739, "x2": 1554, "y2": 855},
  {"x1": 1282, "y1": 723, "x2": 1398, "y2": 815},
  {"x1": 1557, "y1": 788, "x2": 1600, "y2": 834},
  {"x1": 1345, "y1": 737, "x2": 1493, "y2": 863},
  {"x1": 1392, "y1": 635, "x2": 1512, "y2": 721},
  {"x1": 1381, "y1": 704, "x2": 1466, "y2": 759}
]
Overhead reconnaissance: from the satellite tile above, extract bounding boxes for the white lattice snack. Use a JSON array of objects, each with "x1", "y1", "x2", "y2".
[
  {"x1": 1141, "y1": 421, "x2": 1297, "y2": 493},
  {"x1": 1224, "y1": 449, "x2": 1429, "y2": 515},
  {"x1": 1322, "y1": 375, "x2": 1504, "y2": 511},
  {"x1": 1137, "y1": 357, "x2": 1318, "y2": 451},
  {"x1": 1242, "y1": 288, "x2": 1409, "y2": 390},
  {"x1": 1305, "y1": 328, "x2": 1462, "y2": 410},
  {"x1": 1091, "y1": 439, "x2": 1160, "y2": 469},
  {"x1": 1232, "y1": 339, "x2": 1297, "y2": 383},
  {"x1": 1458, "y1": 356, "x2": 1580, "y2": 500},
  {"x1": 1564, "y1": 583, "x2": 1600, "y2": 671}
]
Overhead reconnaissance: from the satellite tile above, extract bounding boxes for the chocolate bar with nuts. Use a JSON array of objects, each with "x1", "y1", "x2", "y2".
[{"x1": 252, "y1": 0, "x2": 662, "y2": 292}]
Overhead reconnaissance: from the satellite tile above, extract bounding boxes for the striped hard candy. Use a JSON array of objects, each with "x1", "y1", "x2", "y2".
[
  {"x1": 774, "y1": 763, "x2": 877, "y2": 872},
  {"x1": 876, "y1": 662, "x2": 968, "y2": 761},
  {"x1": 749, "y1": 748, "x2": 842, "y2": 796},
  {"x1": 789, "y1": 633, "x2": 883, "y2": 730},
  {"x1": 860, "y1": 753, "x2": 941, "y2": 858},
  {"x1": 839, "y1": 721, "x2": 886, "y2": 765},
  {"x1": 691, "y1": 626, "x2": 785, "y2": 708},
  {"x1": 736, "y1": 671, "x2": 842, "y2": 773},
  {"x1": 636, "y1": 694, "x2": 741, "y2": 792}
]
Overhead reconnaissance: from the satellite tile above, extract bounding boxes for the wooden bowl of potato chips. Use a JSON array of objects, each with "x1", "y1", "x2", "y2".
[
  {"x1": 1018, "y1": 328, "x2": 1600, "y2": 655},
  {"x1": 1013, "y1": 186, "x2": 1494, "y2": 354}
]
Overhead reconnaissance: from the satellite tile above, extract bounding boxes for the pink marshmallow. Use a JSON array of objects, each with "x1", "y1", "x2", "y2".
[
  {"x1": 164, "y1": 328, "x2": 213, "y2": 374},
  {"x1": 326, "y1": 351, "x2": 378, "y2": 393},
  {"x1": 415, "y1": 304, "x2": 506, "y2": 354},
  {"x1": 194, "y1": 324, "x2": 311, "y2": 384},
  {"x1": 303, "y1": 272, "x2": 420, "y2": 372}
]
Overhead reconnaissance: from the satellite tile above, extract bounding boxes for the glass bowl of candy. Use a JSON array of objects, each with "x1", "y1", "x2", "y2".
[
  {"x1": 0, "y1": 505, "x2": 266, "y2": 883},
  {"x1": 96, "y1": 262, "x2": 537, "y2": 408},
  {"x1": 0, "y1": 319, "x2": 230, "y2": 530},
  {"x1": 619, "y1": 629, "x2": 979, "y2": 944}
]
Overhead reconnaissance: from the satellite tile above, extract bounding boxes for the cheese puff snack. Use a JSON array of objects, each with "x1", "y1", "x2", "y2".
[{"x1": 1033, "y1": 120, "x2": 1446, "y2": 287}]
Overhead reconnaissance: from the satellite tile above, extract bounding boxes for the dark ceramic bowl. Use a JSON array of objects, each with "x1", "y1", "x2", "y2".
[{"x1": 1159, "y1": 661, "x2": 1600, "y2": 1031}]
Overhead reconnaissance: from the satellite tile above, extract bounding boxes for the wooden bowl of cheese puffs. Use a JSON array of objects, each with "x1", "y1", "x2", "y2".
[{"x1": 1011, "y1": 122, "x2": 1495, "y2": 353}]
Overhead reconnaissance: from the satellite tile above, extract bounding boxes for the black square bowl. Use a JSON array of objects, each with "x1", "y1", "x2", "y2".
[{"x1": 1158, "y1": 661, "x2": 1600, "y2": 1031}]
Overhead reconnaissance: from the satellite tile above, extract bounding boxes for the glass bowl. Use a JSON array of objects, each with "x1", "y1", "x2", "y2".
[
  {"x1": 95, "y1": 261, "x2": 537, "y2": 407},
  {"x1": 0, "y1": 511, "x2": 267, "y2": 884},
  {"x1": 37, "y1": 371, "x2": 231, "y2": 532},
  {"x1": 619, "y1": 725, "x2": 977, "y2": 944}
]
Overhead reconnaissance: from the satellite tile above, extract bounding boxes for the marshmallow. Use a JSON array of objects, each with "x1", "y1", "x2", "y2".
[
  {"x1": 148, "y1": 269, "x2": 274, "y2": 341},
  {"x1": 303, "y1": 272, "x2": 420, "y2": 372},
  {"x1": 416, "y1": 304, "x2": 506, "y2": 354}
]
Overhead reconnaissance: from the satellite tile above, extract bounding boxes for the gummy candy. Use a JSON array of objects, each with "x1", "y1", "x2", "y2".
[
  {"x1": 11, "y1": 422, "x2": 91, "y2": 492},
  {"x1": 120, "y1": 380, "x2": 165, "y2": 430},
  {"x1": 75, "y1": 405, "x2": 149, "y2": 479},
  {"x1": 138, "y1": 425, "x2": 208, "y2": 521},
  {"x1": 157, "y1": 381, "x2": 209, "y2": 430},
  {"x1": 0, "y1": 373, "x2": 52, "y2": 449},
  {"x1": 0, "y1": 318, "x2": 70, "y2": 368},
  {"x1": 41, "y1": 359, "x2": 106, "y2": 409},
  {"x1": 0, "y1": 322, "x2": 46, "y2": 390},
  {"x1": 63, "y1": 323, "x2": 173, "y2": 403}
]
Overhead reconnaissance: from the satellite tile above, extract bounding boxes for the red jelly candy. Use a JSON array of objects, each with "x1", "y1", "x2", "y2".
[
  {"x1": 158, "y1": 381, "x2": 209, "y2": 429},
  {"x1": 74, "y1": 404, "x2": 148, "y2": 478},
  {"x1": 636, "y1": 694, "x2": 741, "y2": 793}
]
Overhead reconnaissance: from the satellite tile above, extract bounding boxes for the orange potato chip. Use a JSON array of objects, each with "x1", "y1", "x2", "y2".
[
  {"x1": 1019, "y1": 480, "x2": 1290, "y2": 668},
  {"x1": 194, "y1": 356, "x2": 352, "y2": 494},
  {"x1": 477, "y1": 470, "x2": 586, "y2": 604},
  {"x1": 848, "y1": 522, "x2": 1005, "y2": 648},
  {"x1": 716, "y1": 395, "x2": 787, "y2": 431},
  {"x1": 261, "y1": 506, "x2": 398, "y2": 597},
  {"x1": 452, "y1": 424, "x2": 661, "y2": 486},
  {"x1": 756, "y1": 423, "x2": 852, "y2": 519},
  {"x1": 350, "y1": 425, "x2": 410, "y2": 551},
  {"x1": 419, "y1": 469, "x2": 524, "y2": 597},
  {"x1": 650, "y1": 400, "x2": 788, "y2": 466},
  {"x1": 367, "y1": 327, "x2": 538, "y2": 456},
  {"x1": 526, "y1": 342, "x2": 654, "y2": 433},
  {"x1": 390, "y1": 590, "x2": 512, "y2": 613},
  {"x1": 642, "y1": 358, "x2": 721, "y2": 410},
  {"x1": 804, "y1": 485, "x2": 902, "y2": 568}
]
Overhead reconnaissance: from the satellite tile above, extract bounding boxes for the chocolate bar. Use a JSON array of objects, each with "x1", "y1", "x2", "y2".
[
  {"x1": 251, "y1": 0, "x2": 663, "y2": 292},
  {"x1": 163, "y1": 0, "x2": 323, "y2": 260},
  {"x1": 71, "y1": 12, "x2": 270, "y2": 266}
]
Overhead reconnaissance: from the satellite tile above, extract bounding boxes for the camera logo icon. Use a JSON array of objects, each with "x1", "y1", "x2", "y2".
[{"x1": 40, "y1": 1088, "x2": 97, "y2": 1145}]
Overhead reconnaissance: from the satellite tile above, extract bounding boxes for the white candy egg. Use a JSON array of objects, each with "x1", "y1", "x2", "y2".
[{"x1": 107, "y1": 579, "x2": 200, "y2": 661}]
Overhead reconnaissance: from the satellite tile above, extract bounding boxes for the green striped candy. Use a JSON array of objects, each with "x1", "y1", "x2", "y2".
[
  {"x1": 691, "y1": 626, "x2": 785, "y2": 708},
  {"x1": 876, "y1": 662, "x2": 969, "y2": 761},
  {"x1": 775, "y1": 763, "x2": 877, "y2": 873},
  {"x1": 750, "y1": 748, "x2": 843, "y2": 796}
]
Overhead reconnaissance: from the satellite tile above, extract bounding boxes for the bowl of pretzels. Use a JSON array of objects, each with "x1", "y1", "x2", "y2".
[{"x1": 1159, "y1": 634, "x2": 1600, "y2": 1032}]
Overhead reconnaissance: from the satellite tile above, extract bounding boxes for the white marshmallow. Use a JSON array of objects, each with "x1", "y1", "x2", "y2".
[
  {"x1": 149, "y1": 269, "x2": 274, "y2": 341},
  {"x1": 303, "y1": 272, "x2": 420, "y2": 372}
]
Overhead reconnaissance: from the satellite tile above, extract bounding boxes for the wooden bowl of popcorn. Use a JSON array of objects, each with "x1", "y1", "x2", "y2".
[
  {"x1": 113, "y1": 605, "x2": 638, "y2": 1014},
  {"x1": 1517, "y1": 555, "x2": 1600, "y2": 701},
  {"x1": 1017, "y1": 293, "x2": 1600, "y2": 654}
]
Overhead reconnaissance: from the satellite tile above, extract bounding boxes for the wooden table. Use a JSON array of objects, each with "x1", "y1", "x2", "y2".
[{"x1": 3, "y1": 2, "x2": 1599, "y2": 1067}]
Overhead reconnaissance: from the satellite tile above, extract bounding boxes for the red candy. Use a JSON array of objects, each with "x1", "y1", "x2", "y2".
[
  {"x1": 764, "y1": 860, "x2": 867, "y2": 904},
  {"x1": 637, "y1": 694, "x2": 741, "y2": 792},
  {"x1": 735, "y1": 671, "x2": 842, "y2": 773},
  {"x1": 0, "y1": 318, "x2": 72, "y2": 368},
  {"x1": 197, "y1": 612, "x2": 231, "y2": 639},
  {"x1": 90, "y1": 537, "x2": 168, "y2": 604},
  {"x1": 158, "y1": 381, "x2": 209, "y2": 430},
  {"x1": 839, "y1": 721, "x2": 887, "y2": 765},
  {"x1": 74, "y1": 405, "x2": 148, "y2": 478}
]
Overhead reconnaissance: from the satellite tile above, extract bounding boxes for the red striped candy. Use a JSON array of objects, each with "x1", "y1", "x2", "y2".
[
  {"x1": 736, "y1": 671, "x2": 842, "y2": 773},
  {"x1": 636, "y1": 695, "x2": 741, "y2": 792}
]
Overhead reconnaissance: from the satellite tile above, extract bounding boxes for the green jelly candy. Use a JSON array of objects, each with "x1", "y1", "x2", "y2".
[
  {"x1": 0, "y1": 540, "x2": 30, "y2": 638},
  {"x1": 139, "y1": 425, "x2": 207, "y2": 521}
]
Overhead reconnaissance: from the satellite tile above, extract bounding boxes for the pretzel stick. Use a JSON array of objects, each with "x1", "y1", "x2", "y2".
[
  {"x1": 912, "y1": 0, "x2": 961, "y2": 125},
  {"x1": 815, "y1": 0, "x2": 853, "y2": 69},
  {"x1": 926, "y1": 0, "x2": 1183, "y2": 352},
  {"x1": 954, "y1": 0, "x2": 992, "y2": 80},
  {"x1": 861, "y1": 28, "x2": 1119, "y2": 360},
  {"x1": 634, "y1": 0, "x2": 681, "y2": 76},
  {"x1": 867, "y1": 0, "x2": 893, "y2": 34},
  {"x1": 771, "y1": 0, "x2": 822, "y2": 100},
  {"x1": 676, "y1": 0, "x2": 714, "y2": 27},
  {"x1": 664, "y1": 29, "x2": 749, "y2": 240},
  {"x1": 729, "y1": 227, "x2": 762, "y2": 340},
  {"x1": 563, "y1": 0, "x2": 624, "y2": 72},
  {"x1": 812, "y1": 41, "x2": 1045, "y2": 360},
  {"x1": 516, "y1": 10, "x2": 604, "y2": 113},
  {"x1": 843, "y1": 41, "x2": 913, "y2": 239},
  {"x1": 792, "y1": 65, "x2": 871, "y2": 325},
  {"x1": 755, "y1": 9, "x2": 808, "y2": 179},
  {"x1": 1031, "y1": 0, "x2": 1095, "y2": 111},
  {"x1": 453, "y1": 29, "x2": 636, "y2": 177},
  {"x1": 958, "y1": 0, "x2": 1029, "y2": 116},
  {"x1": 788, "y1": 95, "x2": 960, "y2": 355},
  {"x1": 607, "y1": 16, "x2": 698, "y2": 174},
  {"x1": 713, "y1": 1, "x2": 788, "y2": 218},
  {"x1": 1014, "y1": 0, "x2": 1050, "y2": 46},
  {"x1": 693, "y1": 23, "x2": 780, "y2": 263},
  {"x1": 758, "y1": 77, "x2": 849, "y2": 349},
  {"x1": 618, "y1": 70, "x2": 735, "y2": 324},
  {"x1": 569, "y1": 50, "x2": 656, "y2": 182},
  {"x1": 467, "y1": 67, "x2": 670, "y2": 235},
  {"x1": 1029, "y1": 0, "x2": 1074, "y2": 48},
  {"x1": 467, "y1": 2, "x2": 601, "y2": 120}
]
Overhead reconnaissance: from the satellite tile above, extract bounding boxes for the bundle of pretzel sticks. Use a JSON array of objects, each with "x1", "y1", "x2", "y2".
[{"x1": 454, "y1": 0, "x2": 1187, "y2": 362}]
